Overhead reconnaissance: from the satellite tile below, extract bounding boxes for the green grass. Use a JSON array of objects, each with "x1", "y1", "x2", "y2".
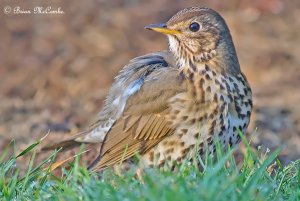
[{"x1": 0, "y1": 135, "x2": 299, "y2": 201}]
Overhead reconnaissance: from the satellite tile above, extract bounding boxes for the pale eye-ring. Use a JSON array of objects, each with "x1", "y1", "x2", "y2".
[{"x1": 189, "y1": 22, "x2": 201, "y2": 32}]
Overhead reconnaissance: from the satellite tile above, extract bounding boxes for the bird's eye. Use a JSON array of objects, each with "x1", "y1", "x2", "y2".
[{"x1": 189, "y1": 22, "x2": 200, "y2": 32}]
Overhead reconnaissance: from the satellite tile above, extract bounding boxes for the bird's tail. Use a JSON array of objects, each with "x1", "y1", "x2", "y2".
[{"x1": 41, "y1": 131, "x2": 98, "y2": 151}]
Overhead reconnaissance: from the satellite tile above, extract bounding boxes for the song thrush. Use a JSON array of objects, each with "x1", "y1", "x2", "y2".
[{"x1": 44, "y1": 7, "x2": 252, "y2": 172}]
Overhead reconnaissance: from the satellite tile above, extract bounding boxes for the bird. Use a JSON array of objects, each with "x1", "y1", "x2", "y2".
[{"x1": 43, "y1": 7, "x2": 252, "y2": 172}]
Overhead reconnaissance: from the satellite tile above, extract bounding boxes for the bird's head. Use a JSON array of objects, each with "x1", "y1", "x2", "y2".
[{"x1": 145, "y1": 7, "x2": 240, "y2": 73}]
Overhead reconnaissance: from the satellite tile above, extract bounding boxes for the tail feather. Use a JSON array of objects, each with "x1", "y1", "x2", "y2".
[
  {"x1": 41, "y1": 139, "x2": 83, "y2": 151},
  {"x1": 41, "y1": 131, "x2": 99, "y2": 151}
]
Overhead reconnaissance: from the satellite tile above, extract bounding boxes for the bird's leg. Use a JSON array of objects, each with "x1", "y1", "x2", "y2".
[
  {"x1": 135, "y1": 168, "x2": 144, "y2": 184},
  {"x1": 113, "y1": 164, "x2": 122, "y2": 177}
]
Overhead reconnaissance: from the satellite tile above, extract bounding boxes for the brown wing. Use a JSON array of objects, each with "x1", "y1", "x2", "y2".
[
  {"x1": 91, "y1": 114, "x2": 171, "y2": 170},
  {"x1": 42, "y1": 51, "x2": 178, "y2": 151},
  {"x1": 90, "y1": 66, "x2": 186, "y2": 171}
]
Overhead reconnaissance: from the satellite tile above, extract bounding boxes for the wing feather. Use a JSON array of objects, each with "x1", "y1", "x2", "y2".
[
  {"x1": 91, "y1": 113, "x2": 174, "y2": 171},
  {"x1": 90, "y1": 63, "x2": 186, "y2": 171}
]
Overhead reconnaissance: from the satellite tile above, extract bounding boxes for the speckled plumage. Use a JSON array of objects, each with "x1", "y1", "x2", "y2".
[{"x1": 44, "y1": 7, "x2": 252, "y2": 172}]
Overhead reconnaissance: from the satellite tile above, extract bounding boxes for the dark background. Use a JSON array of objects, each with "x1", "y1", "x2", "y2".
[{"x1": 0, "y1": 0, "x2": 299, "y2": 167}]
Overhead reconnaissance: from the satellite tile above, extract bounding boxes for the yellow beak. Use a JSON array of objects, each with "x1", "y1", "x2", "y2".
[{"x1": 145, "y1": 23, "x2": 181, "y2": 35}]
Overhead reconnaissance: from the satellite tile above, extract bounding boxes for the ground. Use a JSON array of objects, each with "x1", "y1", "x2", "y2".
[{"x1": 0, "y1": 0, "x2": 299, "y2": 168}]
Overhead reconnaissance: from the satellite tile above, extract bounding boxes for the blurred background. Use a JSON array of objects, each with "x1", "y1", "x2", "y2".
[{"x1": 0, "y1": 0, "x2": 299, "y2": 167}]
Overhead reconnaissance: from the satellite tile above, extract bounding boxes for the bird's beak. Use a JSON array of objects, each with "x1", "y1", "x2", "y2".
[{"x1": 145, "y1": 23, "x2": 181, "y2": 35}]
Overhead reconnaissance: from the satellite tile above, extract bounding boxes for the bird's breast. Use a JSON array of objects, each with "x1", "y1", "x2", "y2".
[
  {"x1": 167, "y1": 66, "x2": 252, "y2": 151},
  {"x1": 139, "y1": 67, "x2": 253, "y2": 169}
]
